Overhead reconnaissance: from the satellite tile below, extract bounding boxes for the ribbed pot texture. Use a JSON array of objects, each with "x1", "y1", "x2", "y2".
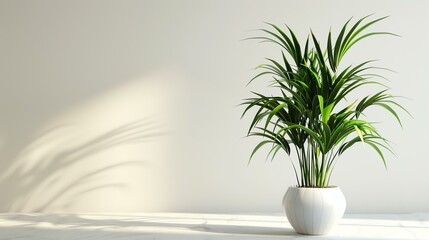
[{"x1": 282, "y1": 186, "x2": 346, "y2": 235}]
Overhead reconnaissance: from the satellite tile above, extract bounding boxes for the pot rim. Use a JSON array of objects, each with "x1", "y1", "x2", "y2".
[{"x1": 289, "y1": 185, "x2": 340, "y2": 189}]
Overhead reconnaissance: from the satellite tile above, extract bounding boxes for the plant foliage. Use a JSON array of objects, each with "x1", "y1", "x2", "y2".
[{"x1": 241, "y1": 16, "x2": 408, "y2": 187}]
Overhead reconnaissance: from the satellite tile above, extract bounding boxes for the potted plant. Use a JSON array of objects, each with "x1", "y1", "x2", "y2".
[{"x1": 241, "y1": 15, "x2": 407, "y2": 235}]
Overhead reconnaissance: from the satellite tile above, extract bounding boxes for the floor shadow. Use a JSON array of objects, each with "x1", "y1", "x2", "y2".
[
  {"x1": 0, "y1": 213, "x2": 299, "y2": 238},
  {"x1": 340, "y1": 213, "x2": 429, "y2": 229},
  {"x1": 3, "y1": 213, "x2": 424, "y2": 239},
  {"x1": 343, "y1": 213, "x2": 429, "y2": 222},
  {"x1": 190, "y1": 224, "x2": 297, "y2": 236}
]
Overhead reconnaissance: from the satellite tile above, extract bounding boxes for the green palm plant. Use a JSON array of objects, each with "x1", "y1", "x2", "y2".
[{"x1": 241, "y1": 15, "x2": 408, "y2": 188}]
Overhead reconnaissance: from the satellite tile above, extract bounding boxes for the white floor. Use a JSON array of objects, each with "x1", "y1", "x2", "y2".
[{"x1": 0, "y1": 213, "x2": 427, "y2": 239}]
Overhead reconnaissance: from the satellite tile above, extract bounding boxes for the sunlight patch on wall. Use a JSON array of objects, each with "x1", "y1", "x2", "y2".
[{"x1": 2, "y1": 70, "x2": 183, "y2": 212}]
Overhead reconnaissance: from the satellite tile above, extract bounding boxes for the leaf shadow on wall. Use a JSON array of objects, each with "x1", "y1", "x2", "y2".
[{"x1": 0, "y1": 118, "x2": 169, "y2": 212}]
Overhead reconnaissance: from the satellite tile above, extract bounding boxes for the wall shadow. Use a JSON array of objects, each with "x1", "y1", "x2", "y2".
[{"x1": 0, "y1": 118, "x2": 168, "y2": 212}]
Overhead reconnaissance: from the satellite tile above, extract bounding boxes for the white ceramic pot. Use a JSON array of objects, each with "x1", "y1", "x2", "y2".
[{"x1": 282, "y1": 186, "x2": 346, "y2": 235}]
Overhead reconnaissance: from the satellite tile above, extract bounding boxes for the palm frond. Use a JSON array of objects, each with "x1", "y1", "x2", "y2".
[{"x1": 242, "y1": 16, "x2": 407, "y2": 187}]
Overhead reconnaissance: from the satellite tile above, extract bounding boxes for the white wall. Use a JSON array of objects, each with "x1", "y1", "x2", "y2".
[{"x1": 0, "y1": 0, "x2": 427, "y2": 213}]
